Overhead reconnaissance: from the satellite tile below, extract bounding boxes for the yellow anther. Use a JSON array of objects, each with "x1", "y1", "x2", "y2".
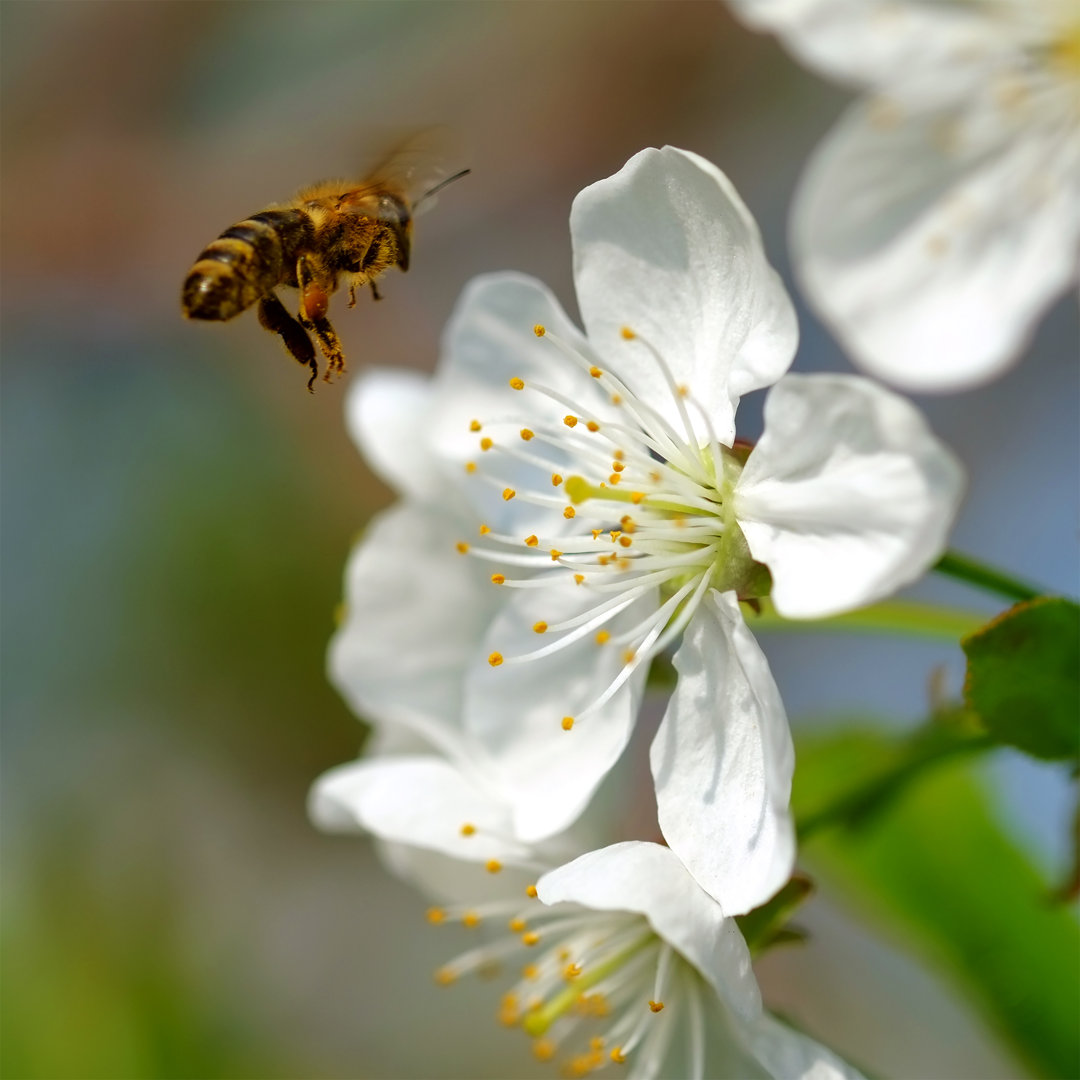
[
  {"x1": 498, "y1": 993, "x2": 520, "y2": 1027},
  {"x1": 620, "y1": 326, "x2": 636, "y2": 340},
  {"x1": 564, "y1": 962, "x2": 583, "y2": 980},
  {"x1": 502, "y1": 487, "x2": 516, "y2": 501},
  {"x1": 617, "y1": 558, "x2": 632, "y2": 570},
  {"x1": 586, "y1": 420, "x2": 600, "y2": 432},
  {"x1": 649, "y1": 471, "x2": 661, "y2": 483},
  {"x1": 525, "y1": 884, "x2": 539, "y2": 898},
  {"x1": 434, "y1": 968, "x2": 456, "y2": 985},
  {"x1": 465, "y1": 462, "x2": 477, "y2": 474},
  {"x1": 460, "y1": 822, "x2": 477, "y2": 836},
  {"x1": 590, "y1": 1037, "x2": 605, "y2": 1052},
  {"x1": 614, "y1": 450, "x2": 625, "y2": 461},
  {"x1": 589, "y1": 365, "x2": 602, "y2": 378},
  {"x1": 533, "y1": 621, "x2": 548, "y2": 634},
  {"x1": 611, "y1": 1047, "x2": 627, "y2": 1064},
  {"x1": 479, "y1": 523, "x2": 491, "y2": 535},
  {"x1": 564, "y1": 506, "x2": 576, "y2": 519},
  {"x1": 592, "y1": 529, "x2": 602, "y2": 540},
  {"x1": 623, "y1": 649, "x2": 636, "y2": 664},
  {"x1": 552, "y1": 472, "x2": 564, "y2": 487},
  {"x1": 533, "y1": 1039, "x2": 555, "y2": 1062},
  {"x1": 522, "y1": 963, "x2": 539, "y2": 980},
  {"x1": 510, "y1": 376, "x2": 526, "y2": 390},
  {"x1": 630, "y1": 492, "x2": 645, "y2": 504},
  {"x1": 611, "y1": 393, "x2": 623, "y2": 405},
  {"x1": 561, "y1": 716, "x2": 575, "y2": 731},
  {"x1": 533, "y1": 325, "x2": 546, "y2": 338},
  {"x1": 489, "y1": 651, "x2": 504, "y2": 666},
  {"x1": 427, "y1": 907, "x2": 446, "y2": 924},
  {"x1": 469, "y1": 419, "x2": 482, "y2": 432},
  {"x1": 550, "y1": 549, "x2": 563, "y2": 561},
  {"x1": 456, "y1": 541, "x2": 469, "y2": 554},
  {"x1": 677, "y1": 384, "x2": 689, "y2": 398},
  {"x1": 564, "y1": 415, "x2": 579, "y2": 428},
  {"x1": 620, "y1": 516, "x2": 635, "y2": 533},
  {"x1": 597, "y1": 555, "x2": 611, "y2": 567},
  {"x1": 609, "y1": 530, "x2": 621, "y2": 541},
  {"x1": 673, "y1": 516, "x2": 687, "y2": 528},
  {"x1": 480, "y1": 436, "x2": 494, "y2": 451},
  {"x1": 648, "y1": 1000, "x2": 664, "y2": 1013},
  {"x1": 525, "y1": 534, "x2": 539, "y2": 547},
  {"x1": 509, "y1": 917, "x2": 527, "y2": 932},
  {"x1": 486, "y1": 859, "x2": 503, "y2": 874},
  {"x1": 595, "y1": 630, "x2": 610, "y2": 645},
  {"x1": 618, "y1": 535, "x2": 632, "y2": 548},
  {"x1": 558, "y1": 947, "x2": 571, "y2": 961},
  {"x1": 520, "y1": 428, "x2": 535, "y2": 441},
  {"x1": 462, "y1": 911, "x2": 481, "y2": 928},
  {"x1": 522, "y1": 930, "x2": 541, "y2": 946},
  {"x1": 611, "y1": 460, "x2": 625, "y2": 472},
  {"x1": 573, "y1": 574, "x2": 585, "y2": 585},
  {"x1": 608, "y1": 473, "x2": 621, "y2": 485},
  {"x1": 491, "y1": 574, "x2": 506, "y2": 585}
]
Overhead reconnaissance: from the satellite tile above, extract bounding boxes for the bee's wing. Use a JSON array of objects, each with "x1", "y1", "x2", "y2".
[{"x1": 340, "y1": 128, "x2": 467, "y2": 216}]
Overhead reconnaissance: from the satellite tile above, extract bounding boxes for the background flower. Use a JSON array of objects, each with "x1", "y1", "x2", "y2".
[{"x1": 728, "y1": 0, "x2": 1080, "y2": 390}]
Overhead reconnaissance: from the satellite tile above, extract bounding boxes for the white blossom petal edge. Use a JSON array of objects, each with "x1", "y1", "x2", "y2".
[{"x1": 729, "y1": 0, "x2": 1080, "y2": 390}]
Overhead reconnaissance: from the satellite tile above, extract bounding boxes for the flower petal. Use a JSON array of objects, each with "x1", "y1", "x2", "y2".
[
  {"x1": 651, "y1": 590, "x2": 795, "y2": 916},
  {"x1": 741, "y1": 1012, "x2": 868, "y2": 1080},
  {"x1": 309, "y1": 755, "x2": 534, "y2": 864},
  {"x1": 791, "y1": 82, "x2": 1080, "y2": 390},
  {"x1": 464, "y1": 579, "x2": 655, "y2": 843},
  {"x1": 571, "y1": 146, "x2": 797, "y2": 446},
  {"x1": 735, "y1": 374, "x2": 965, "y2": 618},
  {"x1": 536, "y1": 840, "x2": 762, "y2": 1024},
  {"x1": 726, "y1": 0, "x2": 1008, "y2": 90},
  {"x1": 345, "y1": 367, "x2": 445, "y2": 504},
  {"x1": 430, "y1": 271, "x2": 610, "y2": 535},
  {"x1": 328, "y1": 501, "x2": 501, "y2": 752}
]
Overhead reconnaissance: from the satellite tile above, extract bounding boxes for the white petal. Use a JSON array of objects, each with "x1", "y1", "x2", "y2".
[
  {"x1": 792, "y1": 82, "x2": 1080, "y2": 390},
  {"x1": 344, "y1": 367, "x2": 445, "y2": 504},
  {"x1": 735, "y1": 374, "x2": 965, "y2": 618},
  {"x1": 651, "y1": 590, "x2": 795, "y2": 916},
  {"x1": 464, "y1": 579, "x2": 655, "y2": 843},
  {"x1": 571, "y1": 146, "x2": 797, "y2": 446},
  {"x1": 309, "y1": 756, "x2": 533, "y2": 864},
  {"x1": 726, "y1": 0, "x2": 1010, "y2": 90},
  {"x1": 430, "y1": 272, "x2": 609, "y2": 535},
  {"x1": 537, "y1": 840, "x2": 762, "y2": 1024},
  {"x1": 328, "y1": 501, "x2": 500, "y2": 753},
  {"x1": 741, "y1": 1012, "x2": 868, "y2": 1080}
]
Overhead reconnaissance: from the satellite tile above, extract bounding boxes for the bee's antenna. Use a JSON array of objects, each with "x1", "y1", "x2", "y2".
[{"x1": 415, "y1": 168, "x2": 471, "y2": 211}]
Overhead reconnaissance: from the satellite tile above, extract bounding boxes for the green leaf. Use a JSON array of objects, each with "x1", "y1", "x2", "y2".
[
  {"x1": 795, "y1": 727, "x2": 1080, "y2": 1079},
  {"x1": 736, "y1": 873, "x2": 813, "y2": 955},
  {"x1": 963, "y1": 598, "x2": 1080, "y2": 761}
]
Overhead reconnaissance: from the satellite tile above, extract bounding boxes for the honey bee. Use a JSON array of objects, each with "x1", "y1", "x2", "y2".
[{"x1": 182, "y1": 134, "x2": 469, "y2": 391}]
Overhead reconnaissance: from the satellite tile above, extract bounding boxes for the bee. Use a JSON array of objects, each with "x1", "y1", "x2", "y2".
[{"x1": 182, "y1": 134, "x2": 469, "y2": 391}]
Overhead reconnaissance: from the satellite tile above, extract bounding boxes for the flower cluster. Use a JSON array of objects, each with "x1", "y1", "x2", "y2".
[{"x1": 311, "y1": 147, "x2": 964, "y2": 1076}]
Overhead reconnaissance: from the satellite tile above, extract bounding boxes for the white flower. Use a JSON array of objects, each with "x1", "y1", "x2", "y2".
[
  {"x1": 313, "y1": 748, "x2": 862, "y2": 1080},
  {"x1": 728, "y1": 0, "x2": 1080, "y2": 390},
  {"x1": 322, "y1": 146, "x2": 963, "y2": 918}
]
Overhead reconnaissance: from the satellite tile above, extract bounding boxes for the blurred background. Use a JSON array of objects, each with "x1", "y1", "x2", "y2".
[{"x1": 2, "y1": 3, "x2": 1076, "y2": 1078}]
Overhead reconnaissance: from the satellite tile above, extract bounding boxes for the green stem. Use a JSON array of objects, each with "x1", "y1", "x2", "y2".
[
  {"x1": 934, "y1": 550, "x2": 1042, "y2": 605},
  {"x1": 742, "y1": 598, "x2": 984, "y2": 641},
  {"x1": 797, "y1": 728, "x2": 995, "y2": 842}
]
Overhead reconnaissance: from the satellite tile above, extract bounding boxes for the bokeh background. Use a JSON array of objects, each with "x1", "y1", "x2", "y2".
[{"x1": 2, "y1": 3, "x2": 1077, "y2": 1078}]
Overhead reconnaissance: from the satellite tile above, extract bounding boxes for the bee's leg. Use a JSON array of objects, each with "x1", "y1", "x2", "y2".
[
  {"x1": 300, "y1": 313, "x2": 347, "y2": 382},
  {"x1": 257, "y1": 294, "x2": 319, "y2": 392},
  {"x1": 347, "y1": 283, "x2": 358, "y2": 309},
  {"x1": 297, "y1": 255, "x2": 347, "y2": 382},
  {"x1": 369, "y1": 281, "x2": 382, "y2": 302}
]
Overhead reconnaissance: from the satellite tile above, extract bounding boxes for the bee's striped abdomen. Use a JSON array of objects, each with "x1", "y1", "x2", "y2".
[{"x1": 182, "y1": 209, "x2": 312, "y2": 322}]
